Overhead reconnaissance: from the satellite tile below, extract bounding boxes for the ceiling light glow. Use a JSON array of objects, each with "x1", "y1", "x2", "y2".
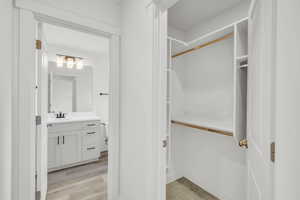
[
  {"x1": 67, "y1": 57, "x2": 74, "y2": 69},
  {"x1": 76, "y1": 58, "x2": 84, "y2": 70},
  {"x1": 56, "y1": 55, "x2": 64, "y2": 68}
]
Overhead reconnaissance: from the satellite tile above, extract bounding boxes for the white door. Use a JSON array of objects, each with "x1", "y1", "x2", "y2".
[
  {"x1": 36, "y1": 22, "x2": 49, "y2": 200},
  {"x1": 247, "y1": 0, "x2": 274, "y2": 199},
  {"x1": 60, "y1": 133, "x2": 80, "y2": 166}
]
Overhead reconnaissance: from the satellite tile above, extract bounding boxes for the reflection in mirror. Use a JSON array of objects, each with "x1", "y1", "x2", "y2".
[
  {"x1": 52, "y1": 75, "x2": 75, "y2": 112},
  {"x1": 48, "y1": 61, "x2": 93, "y2": 113}
]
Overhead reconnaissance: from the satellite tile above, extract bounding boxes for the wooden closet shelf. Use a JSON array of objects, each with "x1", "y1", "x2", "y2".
[
  {"x1": 240, "y1": 64, "x2": 248, "y2": 68},
  {"x1": 236, "y1": 55, "x2": 248, "y2": 62},
  {"x1": 171, "y1": 120, "x2": 233, "y2": 137},
  {"x1": 172, "y1": 32, "x2": 234, "y2": 58}
]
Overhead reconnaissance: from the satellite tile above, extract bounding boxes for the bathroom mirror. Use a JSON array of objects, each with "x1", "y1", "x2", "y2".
[{"x1": 48, "y1": 61, "x2": 93, "y2": 113}]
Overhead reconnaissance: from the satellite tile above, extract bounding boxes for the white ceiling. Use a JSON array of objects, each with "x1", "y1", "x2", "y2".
[
  {"x1": 169, "y1": 0, "x2": 245, "y2": 31},
  {"x1": 43, "y1": 24, "x2": 109, "y2": 55}
]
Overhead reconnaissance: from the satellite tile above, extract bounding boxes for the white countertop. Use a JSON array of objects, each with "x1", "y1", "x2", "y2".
[{"x1": 47, "y1": 112, "x2": 101, "y2": 125}]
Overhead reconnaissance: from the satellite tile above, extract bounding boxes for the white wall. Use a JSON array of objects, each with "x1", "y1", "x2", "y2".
[
  {"x1": 47, "y1": 46, "x2": 110, "y2": 121},
  {"x1": 168, "y1": 26, "x2": 186, "y2": 41},
  {"x1": 119, "y1": 0, "x2": 157, "y2": 199},
  {"x1": 168, "y1": 1, "x2": 250, "y2": 42},
  {"x1": 170, "y1": 38, "x2": 244, "y2": 200},
  {"x1": 93, "y1": 55, "x2": 110, "y2": 122},
  {"x1": 48, "y1": 61, "x2": 94, "y2": 113},
  {"x1": 18, "y1": 0, "x2": 120, "y2": 29},
  {"x1": 76, "y1": 68, "x2": 93, "y2": 112},
  {"x1": 168, "y1": 3, "x2": 249, "y2": 200},
  {"x1": 186, "y1": 1, "x2": 250, "y2": 41},
  {"x1": 170, "y1": 36, "x2": 234, "y2": 120},
  {"x1": 275, "y1": 0, "x2": 300, "y2": 199},
  {"x1": 171, "y1": 126, "x2": 246, "y2": 199},
  {"x1": 183, "y1": 38, "x2": 234, "y2": 119},
  {"x1": 170, "y1": 56, "x2": 185, "y2": 117},
  {"x1": 42, "y1": 0, "x2": 120, "y2": 27},
  {"x1": 0, "y1": 0, "x2": 13, "y2": 200},
  {"x1": 52, "y1": 76, "x2": 74, "y2": 112}
]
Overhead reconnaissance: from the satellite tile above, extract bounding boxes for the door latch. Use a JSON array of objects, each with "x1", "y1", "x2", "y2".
[
  {"x1": 163, "y1": 140, "x2": 168, "y2": 148},
  {"x1": 35, "y1": 115, "x2": 42, "y2": 125},
  {"x1": 271, "y1": 142, "x2": 275, "y2": 162}
]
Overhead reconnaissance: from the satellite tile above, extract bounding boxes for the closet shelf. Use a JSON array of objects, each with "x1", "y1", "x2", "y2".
[
  {"x1": 236, "y1": 55, "x2": 248, "y2": 62},
  {"x1": 171, "y1": 116, "x2": 233, "y2": 137},
  {"x1": 172, "y1": 32, "x2": 234, "y2": 58},
  {"x1": 240, "y1": 64, "x2": 248, "y2": 68}
]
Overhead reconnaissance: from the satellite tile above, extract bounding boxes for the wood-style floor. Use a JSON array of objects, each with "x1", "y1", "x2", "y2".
[
  {"x1": 47, "y1": 155, "x2": 218, "y2": 200},
  {"x1": 166, "y1": 178, "x2": 220, "y2": 200},
  {"x1": 47, "y1": 157, "x2": 108, "y2": 200}
]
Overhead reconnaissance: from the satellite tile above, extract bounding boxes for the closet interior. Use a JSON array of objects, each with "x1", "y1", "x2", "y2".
[{"x1": 166, "y1": 1, "x2": 250, "y2": 200}]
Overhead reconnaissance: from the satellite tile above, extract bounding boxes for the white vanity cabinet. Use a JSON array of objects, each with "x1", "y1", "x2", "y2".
[
  {"x1": 47, "y1": 120, "x2": 104, "y2": 172},
  {"x1": 48, "y1": 134, "x2": 61, "y2": 169},
  {"x1": 60, "y1": 132, "x2": 81, "y2": 166}
]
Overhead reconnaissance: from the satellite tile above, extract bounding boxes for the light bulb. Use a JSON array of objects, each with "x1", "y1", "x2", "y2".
[
  {"x1": 56, "y1": 55, "x2": 64, "y2": 68},
  {"x1": 67, "y1": 57, "x2": 74, "y2": 69},
  {"x1": 76, "y1": 58, "x2": 84, "y2": 69}
]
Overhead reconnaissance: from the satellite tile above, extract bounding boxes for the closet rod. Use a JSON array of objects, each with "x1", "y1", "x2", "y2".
[
  {"x1": 172, "y1": 32, "x2": 234, "y2": 58},
  {"x1": 171, "y1": 120, "x2": 233, "y2": 137}
]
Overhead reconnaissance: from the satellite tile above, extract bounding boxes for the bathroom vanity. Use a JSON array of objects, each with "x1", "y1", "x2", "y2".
[
  {"x1": 47, "y1": 117, "x2": 105, "y2": 172},
  {"x1": 46, "y1": 61, "x2": 108, "y2": 172}
]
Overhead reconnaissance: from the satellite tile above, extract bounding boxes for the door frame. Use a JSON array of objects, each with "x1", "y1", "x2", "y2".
[
  {"x1": 153, "y1": 0, "x2": 277, "y2": 200},
  {"x1": 151, "y1": 1, "x2": 179, "y2": 200},
  {"x1": 12, "y1": 7, "x2": 120, "y2": 200},
  {"x1": 152, "y1": 5, "x2": 168, "y2": 200}
]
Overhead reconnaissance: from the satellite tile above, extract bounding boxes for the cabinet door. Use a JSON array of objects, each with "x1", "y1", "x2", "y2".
[
  {"x1": 48, "y1": 135, "x2": 60, "y2": 169},
  {"x1": 60, "y1": 133, "x2": 80, "y2": 166}
]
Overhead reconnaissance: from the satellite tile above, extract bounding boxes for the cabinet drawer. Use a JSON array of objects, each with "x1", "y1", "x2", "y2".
[
  {"x1": 48, "y1": 120, "x2": 101, "y2": 133},
  {"x1": 83, "y1": 121, "x2": 100, "y2": 128},
  {"x1": 82, "y1": 145, "x2": 100, "y2": 161},
  {"x1": 82, "y1": 130, "x2": 99, "y2": 146}
]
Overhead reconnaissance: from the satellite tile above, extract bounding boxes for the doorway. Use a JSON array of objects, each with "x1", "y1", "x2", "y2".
[
  {"x1": 14, "y1": 10, "x2": 120, "y2": 200},
  {"x1": 160, "y1": 0, "x2": 275, "y2": 200},
  {"x1": 35, "y1": 22, "x2": 111, "y2": 200}
]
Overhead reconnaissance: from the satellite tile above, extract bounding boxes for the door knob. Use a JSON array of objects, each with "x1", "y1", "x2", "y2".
[{"x1": 239, "y1": 139, "x2": 248, "y2": 149}]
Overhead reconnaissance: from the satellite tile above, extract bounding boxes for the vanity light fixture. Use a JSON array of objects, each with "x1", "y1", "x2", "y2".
[
  {"x1": 56, "y1": 55, "x2": 64, "y2": 68},
  {"x1": 66, "y1": 57, "x2": 75, "y2": 69},
  {"x1": 56, "y1": 54, "x2": 85, "y2": 70},
  {"x1": 75, "y1": 58, "x2": 84, "y2": 70}
]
